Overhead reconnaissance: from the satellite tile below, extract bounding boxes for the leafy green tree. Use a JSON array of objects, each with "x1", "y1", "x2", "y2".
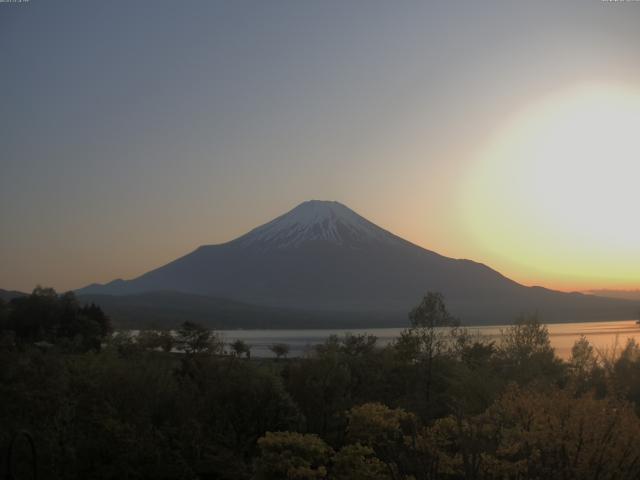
[
  {"x1": 311, "y1": 333, "x2": 386, "y2": 406},
  {"x1": 497, "y1": 313, "x2": 564, "y2": 385},
  {"x1": 131, "y1": 330, "x2": 175, "y2": 353},
  {"x1": 255, "y1": 431, "x2": 333, "y2": 480},
  {"x1": 79, "y1": 302, "x2": 112, "y2": 339},
  {"x1": 175, "y1": 321, "x2": 222, "y2": 355},
  {"x1": 406, "y1": 292, "x2": 459, "y2": 363},
  {"x1": 331, "y1": 443, "x2": 391, "y2": 480},
  {"x1": 391, "y1": 292, "x2": 460, "y2": 418},
  {"x1": 284, "y1": 334, "x2": 387, "y2": 439},
  {"x1": 157, "y1": 329, "x2": 175, "y2": 352},
  {"x1": 338, "y1": 333, "x2": 377, "y2": 357},
  {"x1": 0, "y1": 298, "x2": 16, "y2": 351},
  {"x1": 568, "y1": 335, "x2": 605, "y2": 395},
  {"x1": 284, "y1": 348, "x2": 351, "y2": 437},
  {"x1": 0, "y1": 297, "x2": 8, "y2": 327},
  {"x1": 424, "y1": 385, "x2": 640, "y2": 480},
  {"x1": 4, "y1": 287, "x2": 111, "y2": 352},
  {"x1": 107, "y1": 330, "x2": 139, "y2": 357},
  {"x1": 230, "y1": 338, "x2": 251, "y2": 358},
  {"x1": 610, "y1": 338, "x2": 640, "y2": 409},
  {"x1": 270, "y1": 342, "x2": 290, "y2": 360},
  {"x1": 135, "y1": 330, "x2": 164, "y2": 351},
  {"x1": 58, "y1": 293, "x2": 111, "y2": 352},
  {"x1": 7, "y1": 286, "x2": 60, "y2": 342},
  {"x1": 424, "y1": 414, "x2": 492, "y2": 479},
  {"x1": 346, "y1": 403, "x2": 415, "y2": 447},
  {"x1": 445, "y1": 338, "x2": 503, "y2": 416},
  {"x1": 409, "y1": 292, "x2": 459, "y2": 330},
  {"x1": 481, "y1": 386, "x2": 640, "y2": 479},
  {"x1": 345, "y1": 403, "x2": 419, "y2": 478},
  {"x1": 175, "y1": 356, "x2": 303, "y2": 478},
  {"x1": 500, "y1": 313, "x2": 552, "y2": 358}
]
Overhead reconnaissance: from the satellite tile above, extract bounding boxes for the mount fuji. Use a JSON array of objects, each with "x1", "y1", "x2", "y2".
[{"x1": 78, "y1": 200, "x2": 634, "y2": 326}]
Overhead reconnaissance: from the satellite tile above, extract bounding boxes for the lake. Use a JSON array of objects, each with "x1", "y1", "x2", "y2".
[{"x1": 217, "y1": 320, "x2": 640, "y2": 359}]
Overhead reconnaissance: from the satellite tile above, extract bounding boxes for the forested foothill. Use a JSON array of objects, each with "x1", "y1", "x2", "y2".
[{"x1": 2, "y1": 289, "x2": 640, "y2": 479}]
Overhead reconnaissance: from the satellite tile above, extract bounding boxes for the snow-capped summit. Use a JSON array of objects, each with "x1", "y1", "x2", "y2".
[
  {"x1": 235, "y1": 200, "x2": 400, "y2": 249},
  {"x1": 76, "y1": 200, "x2": 634, "y2": 325}
]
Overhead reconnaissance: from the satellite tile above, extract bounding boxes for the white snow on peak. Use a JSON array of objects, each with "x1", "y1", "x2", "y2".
[{"x1": 235, "y1": 200, "x2": 400, "y2": 249}]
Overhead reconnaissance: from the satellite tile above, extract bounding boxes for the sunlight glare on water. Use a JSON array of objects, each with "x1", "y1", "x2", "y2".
[{"x1": 217, "y1": 320, "x2": 640, "y2": 360}]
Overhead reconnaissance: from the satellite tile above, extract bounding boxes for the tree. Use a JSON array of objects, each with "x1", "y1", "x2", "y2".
[
  {"x1": 422, "y1": 385, "x2": 640, "y2": 480},
  {"x1": 174, "y1": 358, "x2": 303, "y2": 477},
  {"x1": 135, "y1": 329, "x2": 174, "y2": 353},
  {"x1": 3, "y1": 287, "x2": 111, "y2": 352},
  {"x1": 481, "y1": 386, "x2": 640, "y2": 479},
  {"x1": 331, "y1": 443, "x2": 391, "y2": 480},
  {"x1": 136, "y1": 330, "x2": 164, "y2": 351},
  {"x1": 133, "y1": 330, "x2": 175, "y2": 353},
  {"x1": 569, "y1": 335, "x2": 598, "y2": 392},
  {"x1": 230, "y1": 339, "x2": 251, "y2": 358},
  {"x1": 158, "y1": 330, "x2": 175, "y2": 352},
  {"x1": 79, "y1": 302, "x2": 112, "y2": 339},
  {"x1": 0, "y1": 297, "x2": 8, "y2": 327},
  {"x1": 109, "y1": 330, "x2": 139, "y2": 357},
  {"x1": 7, "y1": 286, "x2": 60, "y2": 342},
  {"x1": 610, "y1": 338, "x2": 640, "y2": 408},
  {"x1": 346, "y1": 403, "x2": 415, "y2": 447},
  {"x1": 175, "y1": 321, "x2": 222, "y2": 355},
  {"x1": 284, "y1": 347, "x2": 351, "y2": 436},
  {"x1": 426, "y1": 414, "x2": 493, "y2": 479},
  {"x1": 339, "y1": 333, "x2": 378, "y2": 357},
  {"x1": 500, "y1": 313, "x2": 551, "y2": 358},
  {"x1": 346, "y1": 403, "x2": 418, "y2": 478},
  {"x1": 396, "y1": 292, "x2": 459, "y2": 413},
  {"x1": 498, "y1": 313, "x2": 563, "y2": 385},
  {"x1": 0, "y1": 298, "x2": 15, "y2": 351},
  {"x1": 444, "y1": 336, "x2": 502, "y2": 416},
  {"x1": 409, "y1": 292, "x2": 458, "y2": 330},
  {"x1": 255, "y1": 431, "x2": 333, "y2": 480},
  {"x1": 270, "y1": 343, "x2": 290, "y2": 360}
]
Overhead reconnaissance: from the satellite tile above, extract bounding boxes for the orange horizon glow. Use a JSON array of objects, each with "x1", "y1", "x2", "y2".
[{"x1": 452, "y1": 83, "x2": 640, "y2": 294}]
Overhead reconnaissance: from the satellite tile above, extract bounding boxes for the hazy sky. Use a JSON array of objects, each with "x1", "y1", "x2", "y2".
[{"x1": 2, "y1": 0, "x2": 640, "y2": 293}]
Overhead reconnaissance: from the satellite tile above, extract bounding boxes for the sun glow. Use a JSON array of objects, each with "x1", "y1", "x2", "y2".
[{"x1": 461, "y1": 84, "x2": 640, "y2": 290}]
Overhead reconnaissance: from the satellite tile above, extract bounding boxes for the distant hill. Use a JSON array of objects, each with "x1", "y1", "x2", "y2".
[
  {"x1": 0, "y1": 289, "x2": 27, "y2": 302},
  {"x1": 78, "y1": 200, "x2": 636, "y2": 326},
  {"x1": 585, "y1": 290, "x2": 640, "y2": 302},
  {"x1": 77, "y1": 291, "x2": 395, "y2": 330}
]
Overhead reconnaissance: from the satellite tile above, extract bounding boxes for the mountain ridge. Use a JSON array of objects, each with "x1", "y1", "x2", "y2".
[{"x1": 77, "y1": 200, "x2": 636, "y2": 325}]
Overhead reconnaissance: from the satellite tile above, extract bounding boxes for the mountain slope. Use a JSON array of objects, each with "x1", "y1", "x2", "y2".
[
  {"x1": 78, "y1": 200, "x2": 635, "y2": 325},
  {"x1": 77, "y1": 291, "x2": 398, "y2": 329},
  {"x1": 0, "y1": 289, "x2": 27, "y2": 302}
]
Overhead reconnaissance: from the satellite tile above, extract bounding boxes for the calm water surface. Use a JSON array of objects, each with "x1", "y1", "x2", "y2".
[{"x1": 218, "y1": 320, "x2": 640, "y2": 359}]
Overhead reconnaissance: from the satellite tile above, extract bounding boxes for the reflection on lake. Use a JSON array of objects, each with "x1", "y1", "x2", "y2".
[{"x1": 218, "y1": 320, "x2": 640, "y2": 360}]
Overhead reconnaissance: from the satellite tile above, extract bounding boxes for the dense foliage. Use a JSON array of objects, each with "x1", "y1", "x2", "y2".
[
  {"x1": 0, "y1": 287, "x2": 111, "y2": 353},
  {"x1": 2, "y1": 289, "x2": 640, "y2": 479}
]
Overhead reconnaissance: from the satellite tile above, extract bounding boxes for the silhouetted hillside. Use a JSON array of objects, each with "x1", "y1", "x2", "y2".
[
  {"x1": 77, "y1": 291, "x2": 402, "y2": 329},
  {"x1": 0, "y1": 289, "x2": 27, "y2": 302},
  {"x1": 78, "y1": 201, "x2": 635, "y2": 325}
]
